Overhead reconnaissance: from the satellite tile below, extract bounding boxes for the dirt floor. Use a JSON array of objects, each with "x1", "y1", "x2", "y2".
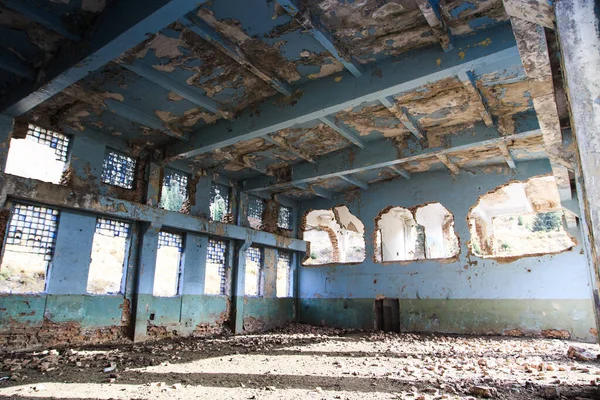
[{"x1": 1, "y1": 324, "x2": 600, "y2": 399}]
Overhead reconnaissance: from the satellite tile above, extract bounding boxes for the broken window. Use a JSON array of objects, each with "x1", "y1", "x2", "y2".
[
  {"x1": 277, "y1": 205, "x2": 292, "y2": 230},
  {"x1": 375, "y1": 203, "x2": 458, "y2": 262},
  {"x1": 468, "y1": 176, "x2": 576, "y2": 258},
  {"x1": 247, "y1": 196, "x2": 265, "y2": 230},
  {"x1": 276, "y1": 251, "x2": 292, "y2": 298},
  {"x1": 210, "y1": 183, "x2": 231, "y2": 222},
  {"x1": 153, "y1": 231, "x2": 183, "y2": 297},
  {"x1": 415, "y1": 203, "x2": 460, "y2": 259},
  {"x1": 101, "y1": 149, "x2": 136, "y2": 189},
  {"x1": 0, "y1": 203, "x2": 59, "y2": 293},
  {"x1": 205, "y1": 238, "x2": 228, "y2": 295},
  {"x1": 5, "y1": 124, "x2": 70, "y2": 184},
  {"x1": 245, "y1": 246, "x2": 263, "y2": 296},
  {"x1": 302, "y1": 206, "x2": 366, "y2": 265},
  {"x1": 159, "y1": 168, "x2": 189, "y2": 212},
  {"x1": 376, "y1": 207, "x2": 424, "y2": 262},
  {"x1": 87, "y1": 218, "x2": 130, "y2": 295}
]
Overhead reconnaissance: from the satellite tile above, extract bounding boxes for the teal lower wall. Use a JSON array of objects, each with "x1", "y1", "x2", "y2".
[
  {"x1": 242, "y1": 297, "x2": 294, "y2": 332},
  {"x1": 299, "y1": 298, "x2": 597, "y2": 342}
]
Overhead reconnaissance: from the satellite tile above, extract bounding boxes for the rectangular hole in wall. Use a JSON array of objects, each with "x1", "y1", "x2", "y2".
[
  {"x1": 5, "y1": 124, "x2": 70, "y2": 184},
  {"x1": 245, "y1": 246, "x2": 263, "y2": 297},
  {"x1": 205, "y1": 238, "x2": 228, "y2": 295},
  {"x1": 277, "y1": 205, "x2": 292, "y2": 230},
  {"x1": 0, "y1": 203, "x2": 59, "y2": 294},
  {"x1": 159, "y1": 168, "x2": 189, "y2": 212},
  {"x1": 276, "y1": 251, "x2": 292, "y2": 298},
  {"x1": 210, "y1": 183, "x2": 231, "y2": 223},
  {"x1": 153, "y1": 231, "x2": 183, "y2": 297},
  {"x1": 87, "y1": 217, "x2": 130, "y2": 295},
  {"x1": 247, "y1": 196, "x2": 265, "y2": 230},
  {"x1": 101, "y1": 149, "x2": 136, "y2": 189},
  {"x1": 374, "y1": 299, "x2": 400, "y2": 333}
]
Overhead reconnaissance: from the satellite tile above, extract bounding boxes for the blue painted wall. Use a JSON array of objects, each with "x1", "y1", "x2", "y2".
[{"x1": 298, "y1": 159, "x2": 597, "y2": 341}]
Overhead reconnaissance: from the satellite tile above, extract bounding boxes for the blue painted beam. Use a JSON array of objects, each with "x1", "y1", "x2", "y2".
[
  {"x1": 380, "y1": 97, "x2": 425, "y2": 141},
  {"x1": 338, "y1": 175, "x2": 368, "y2": 190},
  {"x1": 167, "y1": 23, "x2": 520, "y2": 161},
  {"x1": 388, "y1": 165, "x2": 411, "y2": 180},
  {"x1": 122, "y1": 60, "x2": 228, "y2": 119},
  {"x1": 319, "y1": 116, "x2": 365, "y2": 149},
  {"x1": 263, "y1": 136, "x2": 315, "y2": 163},
  {"x1": 104, "y1": 99, "x2": 189, "y2": 141},
  {"x1": 180, "y1": 14, "x2": 293, "y2": 97},
  {"x1": 292, "y1": 183, "x2": 332, "y2": 199},
  {"x1": 2, "y1": 0, "x2": 81, "y2": 42},
  {"x1": 242, "y1": 123, "x2": 543, "y2": 192},
  {"x1": 414, "y1": 0, "x2": 453, "y2": 51},
  {"x1": 0, "y1": 48, "x2": 36, "y2": 81},
  {"x1": 1, "y1": 0, "x2": 206, "y2": 117},
  {"x1": 277, "y1": 0, "x2": 362, "y2": 77}
]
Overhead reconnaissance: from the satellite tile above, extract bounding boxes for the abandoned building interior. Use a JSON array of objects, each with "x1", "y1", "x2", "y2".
[{"x1": 1, "y1": 0, "x2": 600, "y2": 398}]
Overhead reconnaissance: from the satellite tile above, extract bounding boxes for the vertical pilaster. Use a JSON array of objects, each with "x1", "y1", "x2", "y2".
[
  {"x1": 263, "y1": 248, "x2": 278, "y2": 298},
  {"x1": 0, "y1": 115, "x2": 14, "y2": 174},
  {"x1": 232, "y1": 240, "x2": 251, "y2": 334},
  {"x1": 190, "y1": 173, "x2": 211, "y2": 218},
  {"x1": 46, "y1": 211, "x2": 96, "y2": 295},
  {"x1": 180, "y1": 233, "x2": 208, "y2": 295},
  {"x1": 68, "y1": 133, "x2": 105, "y2": 188},
  {"x1": 132, "y1": 222, "x2": 161, "y2": 342},
  {"x1": 146, "y1": 163, "x2": 162, "y2": 207},
  {"x1": 556, "y1": 0, "x2": 600, "y2": 339}
]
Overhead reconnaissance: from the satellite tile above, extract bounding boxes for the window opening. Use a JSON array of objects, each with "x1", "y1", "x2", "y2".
[
  {"x1": 0, "y1": 203, "x2": 59, "y2": 293},
  {"x1": 277, "y1": 205, "x2": 292, "y2": 230},
  {"x1": 5, "y1": 124, "x2": 70, "y2": 184},
  {"x1": 276, "y1": 251, "x2": 292, "y2": 298},
  {"x1": 101, "y1": 149, "x2": 136, "y2": 189},
  {"x1": 245, "y1": 246, "x2": 263, "y2": 296},
  {"x1": 154, "y1": 231, "x2": 183, "y2": 297},
  {"x1": 247, "y1": 196, "x2": 265, "y2": 230},
  {"x1": 415, "y1": 203, "x2": 460, "y2": 259},
  {"x1": 210, "y1": 183, "x2": 231, "y2": 222},
  {"x1": 159, "y1": 168, "x2": 189, "y2": 212},
  {"x1": 87, "y1": 218, "x2": 130, "y2": 294},
  {"x1": 205, "y1": 238, "x2": 228, "y2": 295},
  {"x1": 303, "y1": 206, "x2": 365, "y2": 265},
  {"x1": 469, "y1": 176, "x2": 576, "y2": 258}
]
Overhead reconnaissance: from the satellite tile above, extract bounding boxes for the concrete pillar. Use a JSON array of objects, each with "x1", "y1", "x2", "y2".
[
  {"x1": 0, "y1": 115, "x2": 14, "y2": 174},
  {"x1": 263, "y1": 248, "x2": 278, "y2": 298},
  {"x1": 132, "y1": 222, "x2": 161, "y2": 342},
  {"x1": 556, "y1": 0, "x2": 600, "y2": 337},
  {"x1": 232, "y1": 240, "x2": 251, "y2": 334},
  {"x1": 69, "y1": 133, "x2": 105, "y2": 188},
  {"x1": 46, "y1": 211, "x2": 96, "y2": 294},
  {"x1": 146, "y1": 163, "x2": 162, "y2": 207},
  {"x1": 180, "y1": 233, "x2": 208, "y2": 295}
]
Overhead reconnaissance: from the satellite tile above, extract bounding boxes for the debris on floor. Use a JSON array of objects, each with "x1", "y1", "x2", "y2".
[{"x1": 1, "y1": 324, "x2": 599, "y2": 399}]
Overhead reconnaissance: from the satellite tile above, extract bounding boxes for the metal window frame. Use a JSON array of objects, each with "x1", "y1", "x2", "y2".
[
  {"x1": 89, "y1": 216, "x2": 133, "y2": 295},
  {"x1": 101, "y1": 148, "x2": 137, "y2": 189},
  {"x1": 0, "y1": 201, "x2": 61, "y2": 293},
  {"x1": 277, "y1": 205, "x2": 293, "y2": 230},
  {"x1": 206, "y1": 237, "x2": 229, "y2": 295},
  {"x1": 277, "y1": 250, "x2": 293, "y2": 298},
  {"x1": 246, "y1": 245, "x2": 264, "y2": 297},
  {"x1": 160, "y1": 167, "x2": 190, "y2": 211},
  {"x1": 25, "y1": 124, "x2": 71, "y2": 162},
  {"x1": 156, "y1": 230, "x2": 185, "y2": 297},
  {"x1": 210, "y1": 182, "x2": 231, "y2": 222}
]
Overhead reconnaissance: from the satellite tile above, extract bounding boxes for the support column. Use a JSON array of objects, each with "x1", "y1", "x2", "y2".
[
  {"x1": 0, "y1": 115, "x2": 14, "y2": 174},
  {"x1": 556, "y1": 0, "x2": 600, "y2": 337},
  {"x1": 232, "y1": 240, "x2": 251, "y2": 334},
  {"x1": 180, "y1": 233, "x2": 208, "y2": 295},
  {"x1": 46, "y1": 211, "x2": 96, "y2": 295},
  {"x1": 263, "y1": 248, "x2": 278, "y2": 299},
  {"x1": 132, "y1": 222, "x2": 161, "y2": 342},
  {"x1": 145, "y1": 163, "x2": 162, "y2": 207},
  {"x1": 68, "y1": 133, "x2": 105, "y2": 188}
]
